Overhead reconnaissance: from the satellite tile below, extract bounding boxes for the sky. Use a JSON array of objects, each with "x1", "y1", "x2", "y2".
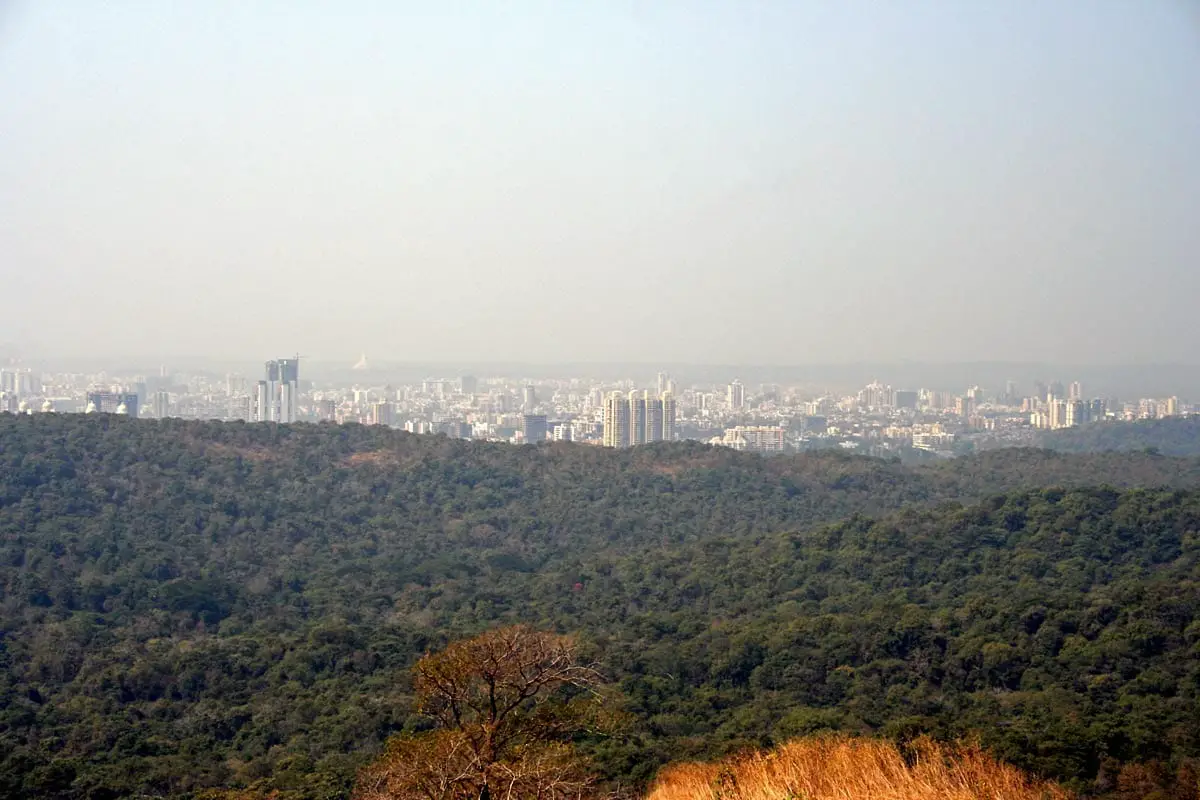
[{"x1": 1, "y1": 2, "x2": 1198, "y2": 366}]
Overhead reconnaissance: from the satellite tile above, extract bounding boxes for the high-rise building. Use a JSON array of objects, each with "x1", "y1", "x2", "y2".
[
  {"x1": 629, "y1": 392, "x2": 648, "y2": 446},
  {"x1": 448, "y1": 421, "x2": 474, "y2": 439},
  {"x1": 522, "y1": 414, "x2": 548, "y2": 445},
  {"x1": 646, "y1": 395, "x2": 664, "y2": 442},
  {"x1": 862, "y1": 381, "x2": 893, "y2": 409},
  {"x1": 602, "y1": 392, "x2": 630, "y2": 448},
  {"x1": 279, "y1": 358, "x2": 299, "y2": 384},
  {"x1": 1065, "y1": 400, "x2": 1087, "y2": 427},
  {"x1": 257, "y1": 357, "x2": 300, "y2": 422},
  {"x1": 1048, "y1": 398, "x2": 1067, "y2": 429},
  {"x1": 371, "y1": 401, "x2": 394, "y2": 426},
  {"x1": 255, "y1": 381, "x2": 270, "y2": 422},
  {"x1": 1068, "y1": 381, "x2": 1083, "y2": 402},
  {"x1": 727, "y1": 380, "x2": 745, "y2": 411},
  {"x1": 317, "y1": 398, "x2": 338, "y2": 422},
  {"x1": 522, "y1": 385, "x2": 537, "y2": 410},
  {"x1": 661, "y1": 391, "x2": 677, "y2": 441},
  {"x1": 152, "y1": 391, "x2": 170, "y2": 419},
  {"x1": 459, "y1": 375, "x2": 478, "y2": 396},
  {"x1": 231, "y1": 395, "x2": 252, "y2": 422},
  {"x1": 4, "y1": 369, "x2": 39, "y2": 397},
  {"x1": 279, "y1": 381, "x2": 297, "y2": 423},
  {"x1": 1165, "y1": 396, "x2": 1180, "y2": 417},
  {"x1": 657, "y1": 372, "x2": 670, "y2": 396}
]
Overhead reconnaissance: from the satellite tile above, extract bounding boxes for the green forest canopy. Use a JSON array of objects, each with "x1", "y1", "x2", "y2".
[{"x1": 1, "y1": 415, "x2": 1199, "y2": 799}]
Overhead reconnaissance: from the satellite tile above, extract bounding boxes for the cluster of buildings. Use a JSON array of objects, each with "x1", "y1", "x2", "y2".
[
  {"x1": 1, "y1": 361, "x2": 1193, "y2": 457},
  {"x1": 254, "y1": 358, "x2": 301, "y2": 423},
  {"x1": 600, "y1": 390, "x2": 677, "y2": 448}
]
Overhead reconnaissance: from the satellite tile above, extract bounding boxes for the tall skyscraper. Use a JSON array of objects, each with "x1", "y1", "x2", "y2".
[
  {"x1": 257, "y1": 357, "x2": 300, "y2": 422},
  {"x1": 279, "y1": 381, "x2": 297, "y2": 423},
  {"x1": 255, "y1": 381, "x2": 270, "y2": 422},
  {"x1": 1048, "y1": 398, "x2": 1067, "y2": 429},
  {"x1": 602, "y1": 392, "x2": 630, "y2": 448},
  {"x1": 1065, "y1": 400, "x2": 1087, "y2": 427},
  {"x1": 646, "y1": 394, "x2": 664, "y2": 442},
  {"x1": 459, "y1": 375, "x2": 478, "y2": 396},
  {"x1": 152, "y1": 391, "x2": 170, "y2": 419},
  {"x1": 661, "y1": 391, "x2": 677, "y2": 441},
  {"x1": 279, "y1": 358, "x2": 300, "y2": 384},
  {"x1": 1068, "y1": 381, "x2": 1083, "y2": 402},
  {"x1": 522, "y1": 414, "x2": 548, "y2": 445},
  {"x1": 727, "y1": 380, "x2": 745, "y2": 411},
  {"x1": 657, "y1": 372, "x2": 670, "y2": 395},
  {"x1": 522, "y1": 385, "x2": 537, "y2": 410},
  {"x1": 629, "y1": 391, "x2": 648, "y2": 446},
  {"x1": 4, "y1": 369, "x2": 39, "y2": 397}
]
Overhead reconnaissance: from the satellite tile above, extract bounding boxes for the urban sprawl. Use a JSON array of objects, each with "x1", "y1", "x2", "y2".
[{"x1": 0, "y1": 360, "x2": 1191, "y2": 457}]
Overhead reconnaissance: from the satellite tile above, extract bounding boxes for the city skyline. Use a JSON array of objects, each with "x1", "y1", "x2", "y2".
[{"x1": 1, "y1": 355, "x2": 1191, "y2": 458}]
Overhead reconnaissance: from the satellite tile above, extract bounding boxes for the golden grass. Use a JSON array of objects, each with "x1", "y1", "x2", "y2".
[{"x1": 645, "y1": 736, "x2": 1072, "y2": 800}]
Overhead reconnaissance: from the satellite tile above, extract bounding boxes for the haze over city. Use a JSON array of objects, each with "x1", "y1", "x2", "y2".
[{"x1": 2, "y1": 2, "x2": 1198, "y2": 364}]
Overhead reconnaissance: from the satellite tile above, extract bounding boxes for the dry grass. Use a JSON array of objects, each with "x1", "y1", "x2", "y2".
[{"x1": 646, "y1": 736, "x2": 1072, "y2": 800}]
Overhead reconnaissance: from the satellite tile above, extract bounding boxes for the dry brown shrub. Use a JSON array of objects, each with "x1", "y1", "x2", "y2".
[{"x1": 646, "y1": 736, "x2": 1072, "y2": 800}]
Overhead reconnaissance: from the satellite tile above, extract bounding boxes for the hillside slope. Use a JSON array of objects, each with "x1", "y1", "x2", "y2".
[
  {"x1": 2, "y1": 415, "x2": 1200, "y2": 798},
  {"x1": 1041, "y1": 416, "x2": 1200, "y2": 457}
]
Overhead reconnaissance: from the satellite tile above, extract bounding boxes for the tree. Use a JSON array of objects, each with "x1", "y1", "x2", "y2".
[{"x1": 355, "y1": 626, "x2": 607, "y2": 800}]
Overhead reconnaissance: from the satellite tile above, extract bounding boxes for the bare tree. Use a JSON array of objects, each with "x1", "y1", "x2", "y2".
[{"x1": 355, "y1": 626, "x2": 609, "y2": 800}]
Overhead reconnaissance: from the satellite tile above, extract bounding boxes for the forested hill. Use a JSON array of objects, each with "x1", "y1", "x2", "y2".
[
  {"x1": 2, "y1": 415, "x2": 1200, "y2": 798},
  {"x1": 1041, "y1": 416, "x2": 1200, "y2": 457}
]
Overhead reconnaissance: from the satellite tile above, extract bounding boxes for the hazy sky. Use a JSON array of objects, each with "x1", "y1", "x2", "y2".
[{"x1": 2, "y1": 2, "x2": 1197, "y2": 365}]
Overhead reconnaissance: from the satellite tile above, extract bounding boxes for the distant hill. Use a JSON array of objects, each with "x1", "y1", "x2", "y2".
[
  {"x1": 1040, "y1": 416, "x2": 1200, "y2": 457},
  {"x1": 2, "y1": 415, "x2": 1200, "y2": 798}
]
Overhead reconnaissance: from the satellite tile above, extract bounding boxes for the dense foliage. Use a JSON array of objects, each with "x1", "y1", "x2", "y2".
[
  {"x1": 1042, "y1": 416, "x2": 1200, "y2": 457},
  {"x1": 2, "y1": 415, "x2": 1200, "y2": 798}
]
